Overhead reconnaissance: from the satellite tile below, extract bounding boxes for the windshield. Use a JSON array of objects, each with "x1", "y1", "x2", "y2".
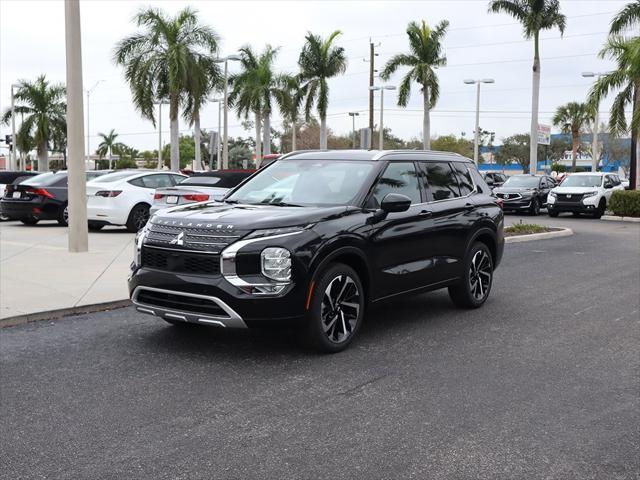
[
  {"x1": 502, "y1": 176, "x2": 540, "y2": 188},
  {"x1": 90, "y1": 171, "x2": 140, "y2": 183},
  {"x1": 560, "y1": 175, "x2": 602, "y2": 188},
  {"x1": 226, "y1": 160, "x2": 376, "y2": 206}
]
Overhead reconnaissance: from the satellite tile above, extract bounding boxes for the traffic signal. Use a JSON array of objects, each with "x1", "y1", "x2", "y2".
[{"x1": 4, "y1": 134, "x2": 12, "y2": 152}]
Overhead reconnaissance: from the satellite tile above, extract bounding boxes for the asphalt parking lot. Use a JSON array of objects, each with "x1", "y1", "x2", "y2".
[{"x1": 1, "y1": 215, "x2": 639, "y2": 480}]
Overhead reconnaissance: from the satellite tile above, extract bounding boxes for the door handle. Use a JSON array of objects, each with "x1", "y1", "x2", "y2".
[{"x1": 419, "y1": 210, "x2": 432, "y2": 217}]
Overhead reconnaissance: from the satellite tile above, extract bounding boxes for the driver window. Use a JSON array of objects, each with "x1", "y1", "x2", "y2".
[{"x1": 367, "y1": 162, "x2": 421, "y2": 208}]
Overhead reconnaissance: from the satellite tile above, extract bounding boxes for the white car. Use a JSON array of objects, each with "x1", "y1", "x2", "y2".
[
  {"x1": 547, "y1": 172, "x2": 625, "y2": 218},
  {"x1": 86, "y1": 170, "x2": 187, "y2": 231}
]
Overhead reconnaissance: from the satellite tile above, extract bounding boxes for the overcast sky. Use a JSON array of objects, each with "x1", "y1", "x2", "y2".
[{"x1": 0, "y1": 0, "x2": 630, "y2": 154}]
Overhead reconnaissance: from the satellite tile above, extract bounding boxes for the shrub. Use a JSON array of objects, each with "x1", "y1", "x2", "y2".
[
  {"x1": 609, "y1": 190, "x2": 640, "y2": 217},
  {"x1": 504, "y1": 223, "x2": 551, "y2": 236}
]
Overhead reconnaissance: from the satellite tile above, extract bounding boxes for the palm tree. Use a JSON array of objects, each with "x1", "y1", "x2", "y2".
[
  {"x1": 229, "y1": 45, "x2": 284, "y2": 166},
  {"x1": 183, "y1": 56, "x2": 221, "y2": 170},
  {"x1": 610, "y1": 0, "x2": 640, "y2": 35},
  {"x1": 552, "y1": 102, "x2": 593, "y2": 172},
  {"x1": 588, "y1": 36, "x2": 640, "y2": 189},
  {"x1": 96, "y1": 129, "x2": 124, "y2": 169},
  {"x1": 489, "y1": 0, "x2": 566, "y2": 174},
  {"x1": 380, "y1": 20, "x2": 448, "y2": 150},
  {"x1": 114, "y1": 7, "x2": 219, "y2": 172},
  {"x1": 298, "y1": 31, "x2": 348, "y2": 149},
  {"x1": 277, "y1": 75, "x2": 304, "y2": 152},
  {"x1": 1, "y1": 75, "x2": 66, "y2": 172}
]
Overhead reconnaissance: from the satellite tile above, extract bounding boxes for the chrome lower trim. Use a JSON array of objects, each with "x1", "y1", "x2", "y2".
[{"x1": 131, "y1": 286, "x2": 247, "y2": 328}]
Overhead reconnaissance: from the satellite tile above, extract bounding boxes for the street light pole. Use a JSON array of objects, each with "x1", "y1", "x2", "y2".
[
  {"x1": 348, "y1": 112, "x2": 359, "y2": 148},
  {"x1": 582, "y1": 72, "x2": 606, "y2": 172},
  {"x1": 464, "y1": 78, "x2": 494, "y2": 164},
  {"x1": 85, "y1": 80, "x2": 104, "y2": 168},
  {"x1": 153, "y1": 99, "x2": 169, "y2": 170},
  {"x1": 10, "y1": 84, "x2": 17, "y2": 171},
  {"x1": 215, "y1": 55, "x2": 241, "y2": 170},
  {"x1": 369, "y1": 85, "x2": 396, "y2": 150},
  {"x1": 64, "y1": 0, "x2": 88, "y2": 252}
]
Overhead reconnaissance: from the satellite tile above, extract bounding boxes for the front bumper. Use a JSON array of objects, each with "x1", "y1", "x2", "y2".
[
  {"x1": 547, "y1": 202, "x2": 597, "y2": 213},
  {"x1": 128, "y1": 266, "x2": 308, "y2": 328},
  {"x1": 501, "y1": 198, "x2": 533, "y2": 211}
]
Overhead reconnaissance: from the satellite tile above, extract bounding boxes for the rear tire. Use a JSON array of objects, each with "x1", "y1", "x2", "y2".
[
  {"x1": 20, "y1": 217, "x2": 39, "y2": 225},
  {"x1": 449, "y1": 242, "x2": 493, "y2": 309},
  {"x1": 57, "y1": 203, "x2": 68, "y2": 226},
  {"x1": 126, "y1": 204, "x2": 150, "y2": 233},
  {"x1": 303, "y1": 263, "x2": 365, "y2": 353}
]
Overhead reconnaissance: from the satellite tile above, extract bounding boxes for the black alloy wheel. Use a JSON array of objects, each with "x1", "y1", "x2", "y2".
[
  {"x1": 449, "y1": 242, "x2": 493, "y2": 309},
  {"x1": 126, "y1": 204, "x2": 150, "y2": 232},
  {"x1": 305, "y1": 263, "x2": 364, "y2": 353},
  {"x1": 530, "y1": 197, "x2": 540, "y2": 216}
]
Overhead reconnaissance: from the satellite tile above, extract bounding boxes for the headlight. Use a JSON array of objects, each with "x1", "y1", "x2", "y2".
[
  {"x1": 133, "y1": 226, "x2": 147, "y2": 267},
  {"x1": 261, "y1": 247, "x2": 291, "y2": 282},
  {"x1": 582, "y1": 191, "x2": 598, "y2": 198},
  {"x1": 549, "y1": 192, "x2": 557, "y2": 198}
]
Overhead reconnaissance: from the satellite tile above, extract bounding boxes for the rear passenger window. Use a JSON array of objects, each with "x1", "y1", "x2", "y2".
[
  {"x1": 367, "y1": 162, "x2": 421, "y2": 208},
  {"x1": 423, "y1": 162, "x2": 460, "y2": 201},
  {"x1": 451, "y1": 163, "x2": 475, "y2": 196}
]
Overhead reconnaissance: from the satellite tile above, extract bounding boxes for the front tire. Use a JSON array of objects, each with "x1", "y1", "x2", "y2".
[
  {"x1": 304, "y1": 263, "x2": 365, "y2": 353},
  {"x1": 548, "y1": 209, "x2": 559, "y2": 218},
  {"x1": 529, "y1": 197, "x2": 540, "y2": 216},
  {"x1": 593, "y1": 198, "x2": 606, "y2": 219},
  {"x1": 449, "y1": 242, "x2": 494, "y2": 309},
  {"x1": 126, "y1": 204, "x2": 150, "y2": 233}
]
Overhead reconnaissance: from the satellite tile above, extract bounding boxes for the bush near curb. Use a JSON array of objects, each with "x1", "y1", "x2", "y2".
[{"x1": 609, "y1": 190, "x2": 640, "y2": 218}]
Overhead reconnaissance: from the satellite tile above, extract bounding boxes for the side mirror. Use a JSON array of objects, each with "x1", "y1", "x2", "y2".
[
  {"x1": 485, "y1": 178, "x2": 494, "y2": 186},
  {"x1": 604, "y1": 183, "x2": 613, "y2": 189},
  {"x1": 381, "y1": 193, "x2": 412, "y2": 213}
]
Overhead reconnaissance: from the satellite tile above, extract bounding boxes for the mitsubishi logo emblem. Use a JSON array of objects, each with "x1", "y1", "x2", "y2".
[{"x1": 169, "y1": 231, "x2": 185, "y2": 246}]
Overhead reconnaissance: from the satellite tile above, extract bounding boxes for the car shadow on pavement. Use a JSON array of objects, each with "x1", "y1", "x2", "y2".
[{"x1": 136, "y1": 290, "x2": 467, "y2": 359}]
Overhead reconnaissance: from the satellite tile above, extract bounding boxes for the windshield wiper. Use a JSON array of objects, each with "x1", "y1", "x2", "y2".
[{"x1": 264, "y1": 201, "x2": 304, "y2": 207}]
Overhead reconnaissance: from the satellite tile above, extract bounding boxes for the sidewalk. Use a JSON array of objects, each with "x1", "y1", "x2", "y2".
[{"x1": 0, "y1": 222, "x2": 133, "y2": 320}]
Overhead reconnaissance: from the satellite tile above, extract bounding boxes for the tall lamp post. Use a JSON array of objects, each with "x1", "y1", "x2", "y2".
[
  {"x1": 85, "y1": 79, "x2": 104, "y2": 168},
  {"x1": 464, "y1": 78, "x2": 494, "y2": 164},
  {"x1": 215, "y1": 54, "x2": 241, "y2": 169},
  {"x1": 348, "y1": 112, "x2": 359, "y2": 148},
  {"x1": 582, "y1": 72, "x2": 607, "y2": 172},
  {"x1": 153, "y1": 99, "x2": 169, "y2": 170},
  {"x1": 209, "y1": 97, "x2": 222, "y2": 169},
  {"x1": 10, "y1": 84, "x2": 18, "y2": 171},
  {"x1": 369, "y1": 85, "x2": 396, "y2": 150}
]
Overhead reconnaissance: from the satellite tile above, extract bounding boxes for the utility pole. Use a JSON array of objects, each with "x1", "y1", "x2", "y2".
[
  {"x1": 85, "y1": 80, "x2": 103, "y2": 169},
  {"x1": 582, "y1": 72, "x2": 607, "y2": 172},
  {"x1": 215, "y1": 55, "x2": 241, "y2": 170},
  {"x1": 368, "y1": 40, "x2": 378, "y2": 149},
  {"x1": 64, "y1": 0, "x2": 88, "y2": 252},
  {"x1": 464, "y1": 78, "x2": 494, "y2": 164},
  {"x1": 370, "y1": 85, "x2": 396, "y2": 150},
  {"x1": 10, "y1": 84, "x2": 17, "y2": 171},
  {"x1": 154, "y1": 100, "x2": 168, "y2": 169}
]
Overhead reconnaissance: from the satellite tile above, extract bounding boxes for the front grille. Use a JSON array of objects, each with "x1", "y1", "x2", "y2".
[
  {"x1": 557, "y1": 193, "x2": 584, "y2": 202},
  {"x1": 145, "y1": 222, "x2": 247, "y2": 252},
  {"x1": 496, "y1": 192, "x2": 522, "y2": 200},
  {"x1": 141, "y1": 246, "x2": 220, "y2": 275},
  {"x1": 136, "y1": 289, "x2": 228, "y2": 317}
]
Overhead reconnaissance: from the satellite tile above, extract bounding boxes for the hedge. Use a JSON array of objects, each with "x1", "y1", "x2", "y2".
[{"x1": 609, "y1": 190, "x2": 640, "y2": 218}]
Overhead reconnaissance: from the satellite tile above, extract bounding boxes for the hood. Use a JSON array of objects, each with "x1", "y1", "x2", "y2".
[
  {"x1": 494, "y1": 187, "x2": 537, "y2": 194},
  {"x1": 552, "y1": 186, "x2": 599, "y2": 194},
  {"x1": 150, "y1": 202, "x2": 350, "y2": 230}
]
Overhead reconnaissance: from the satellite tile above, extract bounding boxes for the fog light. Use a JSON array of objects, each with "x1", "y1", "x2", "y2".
[{"x1": 261, "y1": 247, "x2": 291, "y2": 282}]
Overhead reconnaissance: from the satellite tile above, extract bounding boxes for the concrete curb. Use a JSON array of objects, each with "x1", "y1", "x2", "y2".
[
  {"x1": 0, "y1": 300, "x2": 130, "y2": 329},
  {"x1": 601, "y1": 215, "x2": 640, "y2": 223},
  {"x1": 505, "y1": 227, "x2": 573, "y2": 244}
]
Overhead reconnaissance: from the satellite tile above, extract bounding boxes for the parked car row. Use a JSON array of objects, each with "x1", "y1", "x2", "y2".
[
  {"x1": 0, "y1": 169, "x2": 255, "y2": 231},
  {"x1": 494, "y1": 172, "x2": 626, "y2": 218}
]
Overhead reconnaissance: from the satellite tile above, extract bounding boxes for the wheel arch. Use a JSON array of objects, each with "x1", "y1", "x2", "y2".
[{"x1": 468, "y1": 226, "x2": 498, "y2": 267}]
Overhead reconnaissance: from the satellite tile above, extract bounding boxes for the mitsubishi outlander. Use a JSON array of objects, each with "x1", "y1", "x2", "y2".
[{"x1": 129, "y1": 150, "x2": 504, "y2": 352}]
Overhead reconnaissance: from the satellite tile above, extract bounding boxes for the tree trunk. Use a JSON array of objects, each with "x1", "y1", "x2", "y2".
[
  {"x1": 320, "y1": 115, "x2": 327, "y2": 149},
  {"x1": 255, "y1": 111, "x2": 262, "y2": 168},
  {"x1": 263, "y1": 111, "x2": 271, "y2": 156},
  {"x1": 109, "y1": 147, "x2": 113, "y2": 170},
  {"x1": 423, "y1": 87, "x2": 431, "y2": 149},
  {"x1": 571, "y1": 131, "x2": 578, "y2": 172},
  {"x1": 530, "y1": 33, "x2": 541, "y2": 175},
  {"x1": 169, "y1": 93, "x2": 180, "y2": 172},
  {"x1": 38, "y1": 140, "x2": 49, "y2": 172},
  {"x1": 291, "y1": 119, "x2": 297, "y2": 152},
  {"x1": 631, "y1": 83, "x2": 639, "y2": 190},
  {"x1": 194, "y1": 110, "x2": 202, "y2": 170}
]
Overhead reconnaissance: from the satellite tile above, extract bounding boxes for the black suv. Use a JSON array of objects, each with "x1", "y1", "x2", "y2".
[
  {"x1": 129, "y1": 150, "x2": 504, "y2": 352},
  {"x1": 492, "y1": 174, "x2": 556, "y2": 215}
]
